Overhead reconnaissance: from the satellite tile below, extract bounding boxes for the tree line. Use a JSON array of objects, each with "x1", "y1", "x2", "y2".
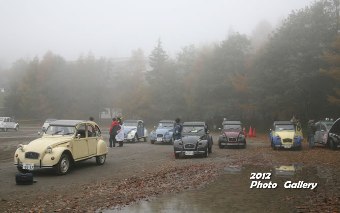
[{"x1": 1, "y1": 0, "x2": 339, "y2": 131}]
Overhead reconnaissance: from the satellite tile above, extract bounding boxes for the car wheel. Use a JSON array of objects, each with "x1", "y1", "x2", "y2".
[
  {"x1": 174, "y1": 152, "x2": 180, "y2": 159},
  {"x1": 55, "y1": 153, "x2": 71, "y2": 175},
  {"x1": 329, "y1": 139, "x2": 337, "y2": 150},
  {"x1": 208, "y1": 144, "x2": 212, "y2": 153},
  {"x1": 150, "y1": 140, "x2": 155, "y2": 144},
  {"x1": 132, "y1": 134, "x2": 138, "y2": 143},
  {"x1": 170, "y1": 138, "x2": 174, "y2": 145},
  {"x1": 204, "y1": 146, "x2": 209, "y2": 158},
  {"x1": 96, "y1": 154, "x2": 106, "y2": 165},
  {"x1": 143, "y1": 137, "x2": 147, "y2": 142}
]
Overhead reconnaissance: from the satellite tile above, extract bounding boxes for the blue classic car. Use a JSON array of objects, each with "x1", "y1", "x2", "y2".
[
  {"x1": 149, "y1": 120, "x2": 175, "y2": 144},
  {"x1": 123, "y1": 120, "x2": 148, "y2": 142}
]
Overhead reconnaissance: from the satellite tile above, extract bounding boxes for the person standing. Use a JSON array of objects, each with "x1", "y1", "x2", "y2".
[
  {"x1": 307, "y1": 120, "x2": 316, "y2": 148},
  {"x1": 109, "y1": 118, "x2": 119, "y2": 148},
  {"x1": 173, "y1": 118, "x2": 183, "y2": 140},
  {"x1": 116, "y1": 117, "x2": 124, "y2": 147}
]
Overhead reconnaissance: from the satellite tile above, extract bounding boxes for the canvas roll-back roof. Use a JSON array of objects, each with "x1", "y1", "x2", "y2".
[
  {"x1": 183, "y1": 121, "x2": 205, "y2": 126},
  {"x1": 222, "y1": 120, "x2": 242, "y2": 125},
  {"x1": 49, "y1": 120, "x2": 86, "y2": 126},
  {"x1": 274, "y1": 121, "x2": 293, "y2": 125},
  {"x1": 159, "y1": 120, "x2": 174, "y2": 123}
]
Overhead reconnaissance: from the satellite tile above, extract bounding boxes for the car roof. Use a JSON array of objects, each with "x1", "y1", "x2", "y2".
[
  {"x1": 222, "y1": 120, "x2": 242, "y2": 125},
  {"x1": 183, "y1": 121, "x2": 205, "y2": 126},
  {"x1": 49, "y1": 120, "x2": 86, "y2": 126},
  {"x1": 124, "y1": 120, "x2": 143, "y2": 123},
  {"x1": 274, "y1": 121, "x2": 293, "y2": 125},
  {"x1": 317, "y1": 120, "x2": 334, "y2": 125},
  {"x1": 159, "y1": 120, "x2": 174, "y2": 123}
]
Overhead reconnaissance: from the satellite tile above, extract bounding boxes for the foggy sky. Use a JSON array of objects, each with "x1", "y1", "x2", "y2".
[{"x1": 0, "y1": 0, "x2": 314, "y2": 67}]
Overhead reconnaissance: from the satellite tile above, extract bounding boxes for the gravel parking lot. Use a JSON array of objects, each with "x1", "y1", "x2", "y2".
[{"x1": 0, "y1": 125, "x2": 339, "y2": 212}]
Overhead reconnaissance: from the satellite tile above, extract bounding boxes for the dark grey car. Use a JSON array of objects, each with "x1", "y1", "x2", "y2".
[{"x1": 173, "y1": 121, "x2": 213, "y2": 159}]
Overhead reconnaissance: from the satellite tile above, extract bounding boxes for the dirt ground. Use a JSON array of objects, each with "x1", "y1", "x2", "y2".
[{"x1": 0, "y1": 126, "x2": 340, "y2": 212}]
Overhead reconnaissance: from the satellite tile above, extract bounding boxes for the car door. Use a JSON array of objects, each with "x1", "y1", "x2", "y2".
[
  {"x1": 87, "y1": 124, "x2": 97, "y2": 156},
  {"x1": 137, "y1": 121, "x2": 144, "y2": 137},
  {"x1": 72, "y1": 123, "x2": 89, "y2": 160}
]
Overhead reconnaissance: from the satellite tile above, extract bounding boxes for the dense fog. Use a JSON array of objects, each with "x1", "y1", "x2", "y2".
[{"x1": 0, "y1": 0, "x2": 339, "y2": 130}]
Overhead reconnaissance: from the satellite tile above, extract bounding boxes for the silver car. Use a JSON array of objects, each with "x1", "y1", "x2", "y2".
[{"x1": 0, "y1": 117, "x2": 19, "y2": 131}]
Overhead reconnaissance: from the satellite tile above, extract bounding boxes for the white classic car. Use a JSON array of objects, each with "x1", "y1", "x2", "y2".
[
  {"x1": 0, "y1": 117, "x2": 19, "y2": 131},
  {"x1": 14, "y1": 120, "x2": 108, "y2": 175}
]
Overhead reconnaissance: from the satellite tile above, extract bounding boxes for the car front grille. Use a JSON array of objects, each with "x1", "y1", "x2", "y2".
[
  {"x1": 283, "y1": 138, "x2": 292, "y2": 143},
  {"x1": 184, "y1": 143, "x2": 196, "y2": 149},
  {"x1": 157, "y1": 134, "x2": 163, "y2": 138},
  {"x1": 228, "y1": 137, "x2": 237, "y2": 142},
  {"x1": 25, "y1": 152, "x2": 40, "y2": 159}
]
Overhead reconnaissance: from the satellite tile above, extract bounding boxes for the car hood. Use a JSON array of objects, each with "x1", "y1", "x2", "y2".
[
  {"x1": 275, "y1": 131, "x2": 295, "y2": 139},
  {"x1": 156, "y1": 128, "x2": 172, "y2": 134},
  {"x1": 124, "y1": 126, "x2": 137, "y2": 133},
  {"x1": 223, "y1": 131, "x2": 241, "y2": 137},
  {"x1": 329, "y1": 118, "x2": 340, "y2": 134},
  {"x1": 24, "y1": 136, "x2": 72, "y2": 153},
  {"x1": 182, "y1": 135, "x2": 201, "y2": 143}
]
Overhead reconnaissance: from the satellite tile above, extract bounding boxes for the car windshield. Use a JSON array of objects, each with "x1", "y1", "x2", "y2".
[
  {"x1": 45, "y1": 125, "x2": 76, "y2": 135},
  {"x1": 223, "y1": 124, "x2": 241, "y2": 131},
  {"x1": 124, "y1": 122, "x2": 138, "y2": 127},
  {"x1": 158, "y1": 123, "x2": 173, "y2": 128},
  {"x1": 324, "y1": 122, "x2": 334, "y2": 130},
  {"x1": 275, "y1": 124, "x2": 294, "y2": 131},
  {"x1": 182, "y1": 125, "x2": 205, "y2": 134}
]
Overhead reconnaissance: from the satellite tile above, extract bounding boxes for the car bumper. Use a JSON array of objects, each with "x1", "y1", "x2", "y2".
[
  {"x1": 219, "y1": 139, "x2": 245, "y2": 146},
  {"x1": 155, "y1": 137, "x2": 172, "y2": 143},
  {"x1": 273, "y1": 143, "x2": 301, "y2": 149},
  {"x1": 14, "y1": 162, "x2": 54, "y2": 170}
]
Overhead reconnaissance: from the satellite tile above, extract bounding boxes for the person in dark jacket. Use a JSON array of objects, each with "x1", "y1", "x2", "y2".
[
  {"x1": 173, "y1": 118, "x2": 183, "y2": 140},
  {"x1": 109, "y1": 118, "x2": 119, "y2": 147},
  {"x1": 307, "y1": 120, "x2": 316, "y2": 148}
]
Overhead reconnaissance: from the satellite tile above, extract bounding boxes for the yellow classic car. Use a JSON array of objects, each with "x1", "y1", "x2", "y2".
[
  {"x1": 14, "y1": 120, "x2": 108, "y2": 175},
  {"x1": 270, "y1": 121, "x2": 303, "y2": 150}
]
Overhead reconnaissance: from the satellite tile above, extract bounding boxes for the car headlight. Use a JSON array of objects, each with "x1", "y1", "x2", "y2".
[
  {"x1": 17, "y1": 144, "x2": 24, "y2": 152},
  {"x1": 45, "y1": 146, "x2": 53, "y2": 153}
]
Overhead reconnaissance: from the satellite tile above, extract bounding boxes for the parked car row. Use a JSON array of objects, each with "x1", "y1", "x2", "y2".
[{"x1": 11, "y1": 117, "x2": 340, "y2": 176}]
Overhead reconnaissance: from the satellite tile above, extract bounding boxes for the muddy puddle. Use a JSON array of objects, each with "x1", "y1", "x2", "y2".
[{"x1": 103, "y1": 164, "x2": 340, "y2": 213}]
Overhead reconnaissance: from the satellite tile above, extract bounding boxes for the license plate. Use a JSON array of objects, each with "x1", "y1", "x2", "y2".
[
  {"x1": 185, "y1": 151, "x2": 194, "y2": 156},
  {"x1": 22, "y1": 163, "x2": 34, "y2": 170},
  {"x1": 283, "y1": 145, "x2": 291, "y2": 148},
  {"x1": 157, "y1": 138, "x2": 162, "y2": 142}
]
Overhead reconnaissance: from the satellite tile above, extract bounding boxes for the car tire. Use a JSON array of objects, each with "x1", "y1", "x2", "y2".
[
  {"x1": 174, "y1": 152, "x2": 180, "y2": 159},
  {"x1": 208, "y1": 144, "x2": 212, "y2": 153},
  {"x1": 96, "y1": 154, "x2": 106, "y2": 165},
  {"x1": 329, "y1": 139, "x2": 337, "y2": 150},
  {"x1": 204, "y1": 146, "x2": 209, "y2": 158},
  {"x1": 150, "y1": 140, "x2": 155, "y2": 144},
  {"x1": 132, "y1": 134, "x2": 138, "y2": 143},
  {"x1": 143, "y1": 137, "x2": 147, "y2": 142},
  {"x1": 55, "y1": 153, "x2": 71, "y2": 175}
]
